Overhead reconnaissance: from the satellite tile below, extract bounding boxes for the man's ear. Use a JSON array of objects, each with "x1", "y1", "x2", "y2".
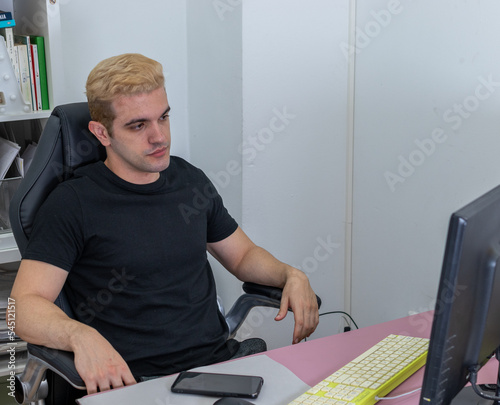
[{"x1": 89, "y1": 121, "x2": 111, "y2": 147}]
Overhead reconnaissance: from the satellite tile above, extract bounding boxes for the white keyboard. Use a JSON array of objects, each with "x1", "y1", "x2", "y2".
[{"x1": 289, "y1": 334, "x2": 429, "y2": 405}]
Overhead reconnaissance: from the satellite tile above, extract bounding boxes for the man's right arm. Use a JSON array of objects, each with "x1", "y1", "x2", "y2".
[{"x1": 8, "y1": 259, "x2": 136, "y2": 394}]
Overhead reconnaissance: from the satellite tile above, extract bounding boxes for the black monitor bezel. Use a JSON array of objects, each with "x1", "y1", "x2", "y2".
[{"x1": 420, "y1": 185, "x2": 500, "y2": 405}]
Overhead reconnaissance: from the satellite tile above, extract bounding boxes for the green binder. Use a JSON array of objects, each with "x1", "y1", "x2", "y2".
[{"x1": 29, "y1": 35, "x2": 49, "y2": 110}]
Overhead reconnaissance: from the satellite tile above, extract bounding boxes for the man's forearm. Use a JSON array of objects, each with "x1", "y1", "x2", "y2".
[
  {"x1": 9, "y1": 293, "x2": 92, "y2": 352},
  {"x1": 208, "y1": 226, "x2": 308, "y2": 288},
  {"x1": 231, "y1": 244, "x2": 311, "y2": 291},
  {"x1": 233, "y1": 244, "x2": 288, "y2": 285}
]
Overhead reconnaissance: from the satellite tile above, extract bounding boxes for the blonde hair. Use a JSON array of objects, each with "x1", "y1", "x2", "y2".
[{"x1": 86, "y1": 53, "x2": 165, "y2": 133}]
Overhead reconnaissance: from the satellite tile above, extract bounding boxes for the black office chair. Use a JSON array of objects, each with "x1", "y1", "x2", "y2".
[{"x1": 9, "y1": 103, "x2": 320, "y2": 404}]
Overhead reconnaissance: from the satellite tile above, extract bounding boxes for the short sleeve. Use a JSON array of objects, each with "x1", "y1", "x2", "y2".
[
  {"x1": 23, "y1": 183, "x2": 85, "y2": 272},
  {"x1": 203, "y1": 175, "x2": 238, "y2": 243}
]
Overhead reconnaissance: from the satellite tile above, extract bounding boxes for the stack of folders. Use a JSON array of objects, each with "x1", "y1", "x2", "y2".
[{"x1": 0, "y1": 9, "x2": 50, "y2": 112}]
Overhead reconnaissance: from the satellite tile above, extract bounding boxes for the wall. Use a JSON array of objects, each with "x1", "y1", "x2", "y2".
[
  {"x1": 186, "y1": 2, "x2": 242, "y2": 222},
  {"x1": 184, "y1": 0, "x2": 245, "y2": 322},
  {"x1": 184, "y1": 1, "x2": 350, "y2": 348},
  {"x1": 239, "y1": 0, "x2": 349, "y2": 348},
  {"x1": 351, "y1": 0, "x2": 500, "y2": 327}
]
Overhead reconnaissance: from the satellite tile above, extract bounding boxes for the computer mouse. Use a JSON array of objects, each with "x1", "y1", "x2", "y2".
[{"x1": 213, "y1": 397, "x2": 254, "y2": 405}]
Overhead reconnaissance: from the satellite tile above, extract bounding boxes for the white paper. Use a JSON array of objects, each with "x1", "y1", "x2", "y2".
[
  {"x1": 0, "y1": 136, "x2": 20, "y2": 180},
  {"x1": 21, "y1": 142, "x2": 37, "y2": 175}
]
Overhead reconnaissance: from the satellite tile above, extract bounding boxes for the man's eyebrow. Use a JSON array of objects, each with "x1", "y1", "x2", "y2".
[{"x1": 123, "y1": 106, "x2": 171, "y2": 127}]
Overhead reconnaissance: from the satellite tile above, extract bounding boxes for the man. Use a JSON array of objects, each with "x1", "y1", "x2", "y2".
[{"x1": 9, "y1": 53, "x2": 319, "y2": 395}]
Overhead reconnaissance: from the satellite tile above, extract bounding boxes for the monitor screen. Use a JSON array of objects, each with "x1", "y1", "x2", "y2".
[{"x1": 420, "y1": 185, "x2": 500, "y2": 405}]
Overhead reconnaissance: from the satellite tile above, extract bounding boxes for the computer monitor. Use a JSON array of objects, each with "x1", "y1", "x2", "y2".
[{"x1": 420, "y1": 184, "x2": 500, "y2": 405}]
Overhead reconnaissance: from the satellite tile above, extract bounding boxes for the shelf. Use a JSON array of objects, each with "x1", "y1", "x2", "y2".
[
  {"x1": 0, "y1": 232, "x2": 20, "y2": 264},
  {"x1": 0, "y1": 0, "x2": 64, "y2": 267},
  {"x1": 0, "y1": 0, "x2": 66, "y2": 118},
  {"x1": 0, "y1": 110, "x2": 51, "y2": 122}
]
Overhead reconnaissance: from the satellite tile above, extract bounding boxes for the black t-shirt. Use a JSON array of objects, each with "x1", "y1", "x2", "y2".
[{"x1": 24, "y1": 157, "x2": 239, "y2": 377}]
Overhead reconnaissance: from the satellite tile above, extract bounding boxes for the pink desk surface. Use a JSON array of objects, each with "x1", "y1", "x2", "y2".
[
  {"x1": 268, "y1": 311, "x2": 435, "y2": 387},
  {"x1": 267, "y1": 311, "x2": 499, "y2": 403}
]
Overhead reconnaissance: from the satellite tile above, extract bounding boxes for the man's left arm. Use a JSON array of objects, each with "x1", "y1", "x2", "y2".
[{"x1": 207, "y1": 226, "x2": 319, "y2": 344}]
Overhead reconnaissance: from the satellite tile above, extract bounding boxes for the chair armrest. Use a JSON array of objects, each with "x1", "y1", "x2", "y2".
[
  {"x1": 14, "y1": 344, "x2": 85, "y2": 404},
  {"x1": 27, "y1": 343, "x2": 85, "y2": 389},
  {"x1": 242, "y1": 282, "x2": 322, "y2": 309},
  {"x1": 225, "y1": 282, "x2": 322, "y2": 338},
  {"x1": 242, "y1": 282, "x2": 284, "y2": 301}
]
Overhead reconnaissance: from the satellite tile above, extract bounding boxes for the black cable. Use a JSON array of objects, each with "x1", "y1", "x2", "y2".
[
  {"x1": 319, "y1": 310, "x2": 359, "y2": 330},
  {"x1": 469, "y1": 365, "x2": 500, "y2": 401},
  {"x1": 304, "y1": 311, "x2": 359, "y2": 342}
]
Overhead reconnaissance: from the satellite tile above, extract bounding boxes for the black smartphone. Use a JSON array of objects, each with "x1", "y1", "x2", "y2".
[{"x1": 171, "y1": 371, "x2": 264, "y2": 398}]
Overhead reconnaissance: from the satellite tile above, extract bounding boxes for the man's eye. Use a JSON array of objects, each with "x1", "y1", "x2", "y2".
[
  {"x1": 132, "y1": 123, "x2": 145, "y2": 130},
  {"x1": 161, "y1": 114, "x2": 170, "y2": 121}
]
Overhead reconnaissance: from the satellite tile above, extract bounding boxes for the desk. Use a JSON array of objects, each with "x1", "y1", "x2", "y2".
[{"x1": 76, "y1": 312, "x2": 499, "y2": 405}]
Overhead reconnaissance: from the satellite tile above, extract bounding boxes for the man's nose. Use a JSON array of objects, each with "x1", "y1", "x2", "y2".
[{"x1": 149, "y1": 123, "x2": 168, "y2": 143}]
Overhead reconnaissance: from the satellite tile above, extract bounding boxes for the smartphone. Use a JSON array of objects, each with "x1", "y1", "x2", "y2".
[{"x1": 171, "y1": 371, "x2": 264, "y2": 398}]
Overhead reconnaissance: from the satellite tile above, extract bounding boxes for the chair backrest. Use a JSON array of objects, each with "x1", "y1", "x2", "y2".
[{"x1": 9, "y1": 102, "x2": 105, "y2": 256}]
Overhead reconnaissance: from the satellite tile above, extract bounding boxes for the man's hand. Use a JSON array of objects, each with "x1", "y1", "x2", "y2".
[
  {"x1": 274, "y1": 269, "x2": 319, "y2": 344},
  {"x1": 71, "y1": 327, "x2": 136, "y2": 394}
]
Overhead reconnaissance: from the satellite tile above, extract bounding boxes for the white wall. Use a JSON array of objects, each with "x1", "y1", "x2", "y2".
[
  {"x1": 186, "y1": 2, "x2": 242, "y2": 223},
  {"x1": 239, "y1": 1, "x2": 349, "y2": 348},
  {"x1": 184, "y1": 0, "x2": 245, "y2": 323},
  {"x1": 351, "y1": 0, "x2": 500, "y2": 327},
  {"x1": 183, "y1": 1, "x2": 350, "y2": 348}
]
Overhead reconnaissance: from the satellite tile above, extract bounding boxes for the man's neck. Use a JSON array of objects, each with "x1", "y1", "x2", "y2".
[{"x1": 104, "y1": 159, "x2": 161, "y2": 185}]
